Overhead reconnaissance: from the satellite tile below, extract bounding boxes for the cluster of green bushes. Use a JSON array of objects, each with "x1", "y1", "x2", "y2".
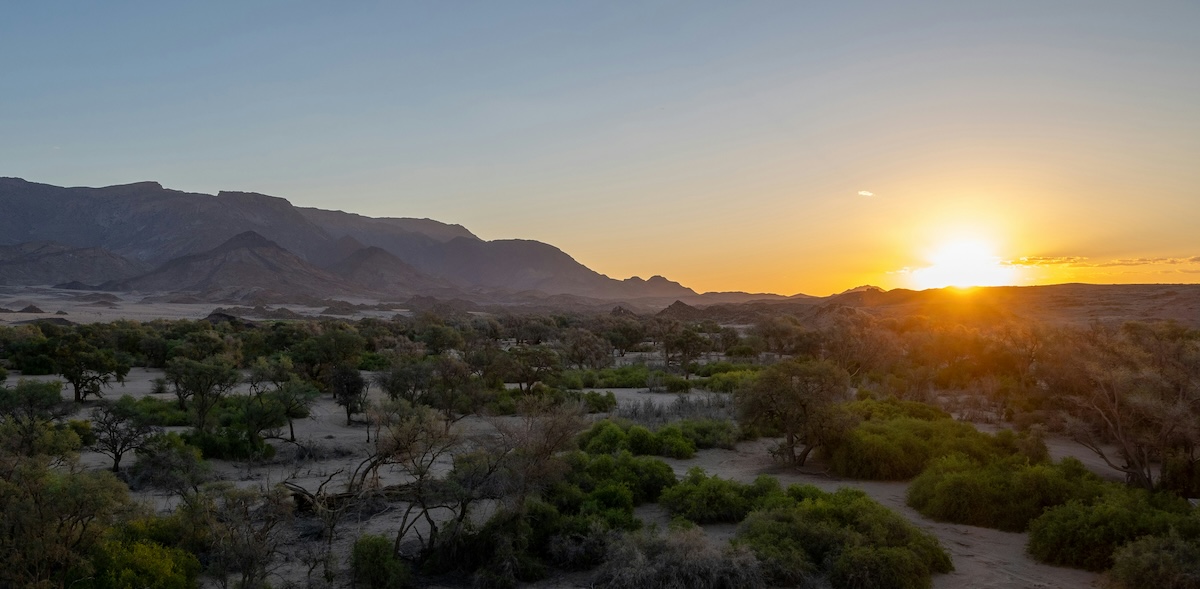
[
  {"x1": 182, "y1": 428, "x2": 275, "y2": 461},
  {"x1": 904, "y1": 437, "x2": 1200, "y2": 583},
  {"x1": 557, "y1": 365, "x2": 651, "y2": 389},
  {"x1": 1027, "y1": 487, "x2": 1200, "y2": 572},
  {"x1": 825, "y1": 416, "x2": 1045, "y2": 480},
  {"x1": 124, "y1": 396, "x2": 190, "y2": 426},
  {"x1": 658, "y1": 469, "x2": 953, "y2": 589},
  {"x1": 660, "y1": 469, "x2": 789, "y2": 524},
  {"x1": 736, "y1": 485, "x2": 953, "y2": 589},
  {"x1": 842, "y1": 396, "x2": 950, "y2": 422},
  {"x1": 698, "y1": 369, "x2": 760, "y2": 393},
  {"x1": 577, "y1": 418, "x2": 739, "y2": 460},
  {"x1": 686, "y1": 362, "x2": 762, "y2": 393},
  {"x1": 907, "y1": 455, "x2": 1106, "y2": 531},
  {"x1": 646, "y1": 370, "x2": 692, "y2": 393}
]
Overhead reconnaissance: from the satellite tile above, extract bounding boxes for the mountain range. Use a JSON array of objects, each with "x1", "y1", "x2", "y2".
[{"x1": 0, "y1": 177, "x2": 789, "y2": 307}]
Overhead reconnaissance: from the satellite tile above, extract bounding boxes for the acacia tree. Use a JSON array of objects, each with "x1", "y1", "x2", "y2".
[
  {"x1": 603, "y1": 318, "x2": 645, "y2": 357},
  {"x1": 0, "y1": 379, "x2": 70, "y2": 456},
  {"x1": 166, "y1": 356, "x2": 241, "y2": 433},
  {"x1": 245, "y1": 355, "x2": 317, "y2": 442},
  {"x1": 560, "y1": 328, "x2": 612, "y2": 370},
  {"x1": 51, "y1": 332, "x2": 130, "y2": 402},
  {"x1": 330, "y1": 364, "x2": 367, "y2": 425},
  {"x1": 267, "y1": 379, "x2": 319, "y2": 442},
  {"x1": 667, "y1": 328, "x2": 708, "y2": 378},
  {"x1": 90, "y1": 396, "x2": 161, "y2": 472},
  {"x1": 508, "y1": 345, "x2": 561, "y2": 393},
  {"x1": 0, "y1": 459, "x2": 130, "y2": 588},
  {"x1": 737, "y1": 359, "x2": 851, "y2": 466},
  {"x1": 374, "y1": 357, "x2": 433, "y2": 404}
]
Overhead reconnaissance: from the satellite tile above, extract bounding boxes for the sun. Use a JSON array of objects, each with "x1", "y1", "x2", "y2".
[{"x1": 909, "y1": 240, "x2": 1017, "y2": 290}]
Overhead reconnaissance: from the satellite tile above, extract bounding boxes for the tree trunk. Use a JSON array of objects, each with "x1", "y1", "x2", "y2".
[{"x1": 796, "y1": 444, "x2": 815, "y2": 467}]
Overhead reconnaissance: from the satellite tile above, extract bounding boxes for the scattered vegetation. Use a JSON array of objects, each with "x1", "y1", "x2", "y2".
[{"x1": 0, "y1": 306, "x2": 1196, "y2": 587}]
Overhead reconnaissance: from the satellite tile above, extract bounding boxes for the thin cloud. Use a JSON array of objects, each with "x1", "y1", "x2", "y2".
[
  {"x1": 1004, "y1": 256, "x2": 1088, "y2": 267},
  {"x1": 1096, "y1": 257, "x2": 1197, "y2": 267},
  {"x1": 1005, "y1": 255, "x2": 1200, "y2": 268},
  {"x1": 858, "y1": 190, "x2": 874, "y2": 197}
]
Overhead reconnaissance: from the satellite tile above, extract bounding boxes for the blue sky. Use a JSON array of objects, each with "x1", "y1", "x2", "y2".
[{"x1": 4, "y1": 2, "x2": 1199, "y2": 294}]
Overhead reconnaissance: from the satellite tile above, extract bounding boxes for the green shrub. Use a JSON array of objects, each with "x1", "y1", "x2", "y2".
[
  {"x1": 556, "y1": 370, "x2": 586, "y2": 390},
  {"x1": 181, "y1": 428, "x2": 275, "y2": 461},
  {"x1": 487, "y1": 389, "x2": 518, "y2": 415},
  {"x1": 352, "y1": 534, "x2": 410, "y2": 588},
  {"x1": 1109, "y1": 532, "x2": 1200, "y2": 589},
  {"x1": 128, "y1": 396, "x2": 190, "y2": 427},
  {"x1": 906, "y1": 456, "x2": 1106, "y2": 532},
  {"x1": 83, "y1": 539, "x2": 201, "y2": 589},
  {"x1": 16, "y1": 353, "x2": 56, "y2": 375},
  {"x1": 580, "y1": 418, "x2": 736, "y2": 460},
  {"x1": 564, "y1": 451, "x2": 677, "y2": 505},
  {"x1": 657, "y1": 467, "x2": 748, "y2": 523},
  {"x1": 703, "y1": 369, "x2": 759, "y2": 393},
  {"x1": 678, "y1": 418, "x2": 738, "y2": 450},
  {"x1": 626, "y1": 425, "x2": 659, "y2": 455},
  {"x1": 648, "y1": 371, "x2": 691, "y2": 393},
  {"x1": 595, "y1": 365, "x2": 650, "y2": 388},
  {"x1": 736, "y1": 486, "x2": 953, "y2": 588},
  {"x1": 654, "y1": 425, "x2": 696, "y2": 459},
  {"x1": 693, "y1": 362, "x2": 760, "y2": 378},
  {"x1": 580, "y1": 390, "x2": 617, "y2": 413},
  {"x1": 830, "y1": 545, "x2": 934, "y2": 589},
  {"x1": 1027, "y1": 489, "x2": 1199, "y2": 571},
  {"x1": 659, "y1": 468, "x2": 784, "y2": 524},
  {"x1": 582, "y1": 421, "x2": 629, "y2": 455},
  {"x1": 843, "y1": 397, "x2": 950, "y2": 422},
  {"x1": 357, "y1": 351, "x2": 391, "y2": 371}
]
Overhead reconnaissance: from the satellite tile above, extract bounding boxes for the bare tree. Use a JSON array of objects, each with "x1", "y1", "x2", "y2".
[
  {"x1": 201, "y1": 484, "x2": 293, "y2": 589},
  {"x1": 1040, "y1": 324, "x2": 1200, "y2": 490}
]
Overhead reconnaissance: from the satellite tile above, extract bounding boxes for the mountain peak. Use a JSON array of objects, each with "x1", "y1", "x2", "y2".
[{"x1": 839, "y1": 285, "x2": 885, "y2": 295}]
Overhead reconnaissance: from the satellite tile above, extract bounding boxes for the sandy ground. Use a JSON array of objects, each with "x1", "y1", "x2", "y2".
[
  {"x1": 0, "y1": 285, "x2": 406, "y2": 324},
  {"x1": 8, "y1": 366, "x2": 1107, "y2": 589}
]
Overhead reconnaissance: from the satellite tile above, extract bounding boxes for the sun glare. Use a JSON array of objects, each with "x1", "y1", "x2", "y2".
[{"x1": 910, "y1": 240, "x2": 1017, "y2": 290}]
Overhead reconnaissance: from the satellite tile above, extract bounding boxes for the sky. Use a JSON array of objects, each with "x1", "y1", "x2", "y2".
[{"x1": 3, "y1": 1, "x2": 1199, "y2": 296}]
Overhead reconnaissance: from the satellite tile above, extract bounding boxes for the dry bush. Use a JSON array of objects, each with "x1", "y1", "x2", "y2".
[
  {"x1": 614, "y1": 393, "x2": 736, "y2": 427},
  {"x1": 593, "y1": 525, "x2": 764, "y2": 589}
]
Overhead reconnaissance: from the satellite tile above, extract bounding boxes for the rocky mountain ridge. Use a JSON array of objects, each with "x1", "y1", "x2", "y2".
[{"x1": 0, "y1": 177, "x2": 715, "y2": 303}]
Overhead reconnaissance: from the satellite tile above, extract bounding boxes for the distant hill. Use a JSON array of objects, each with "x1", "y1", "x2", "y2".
[
  {"x1": 0, "y1": 241, "x2": 146, "y2": 286},
  {"x1": 0, "y1": 177, "x2": 698, "y2": 301},
  {"x1": 106, "y1": 231, "x2": 361, "y2": 302}
]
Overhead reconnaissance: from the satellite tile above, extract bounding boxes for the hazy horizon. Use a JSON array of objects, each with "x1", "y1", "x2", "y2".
[{"x1": 4, "y1": 2, "x2": 1198, "y2": 295}]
